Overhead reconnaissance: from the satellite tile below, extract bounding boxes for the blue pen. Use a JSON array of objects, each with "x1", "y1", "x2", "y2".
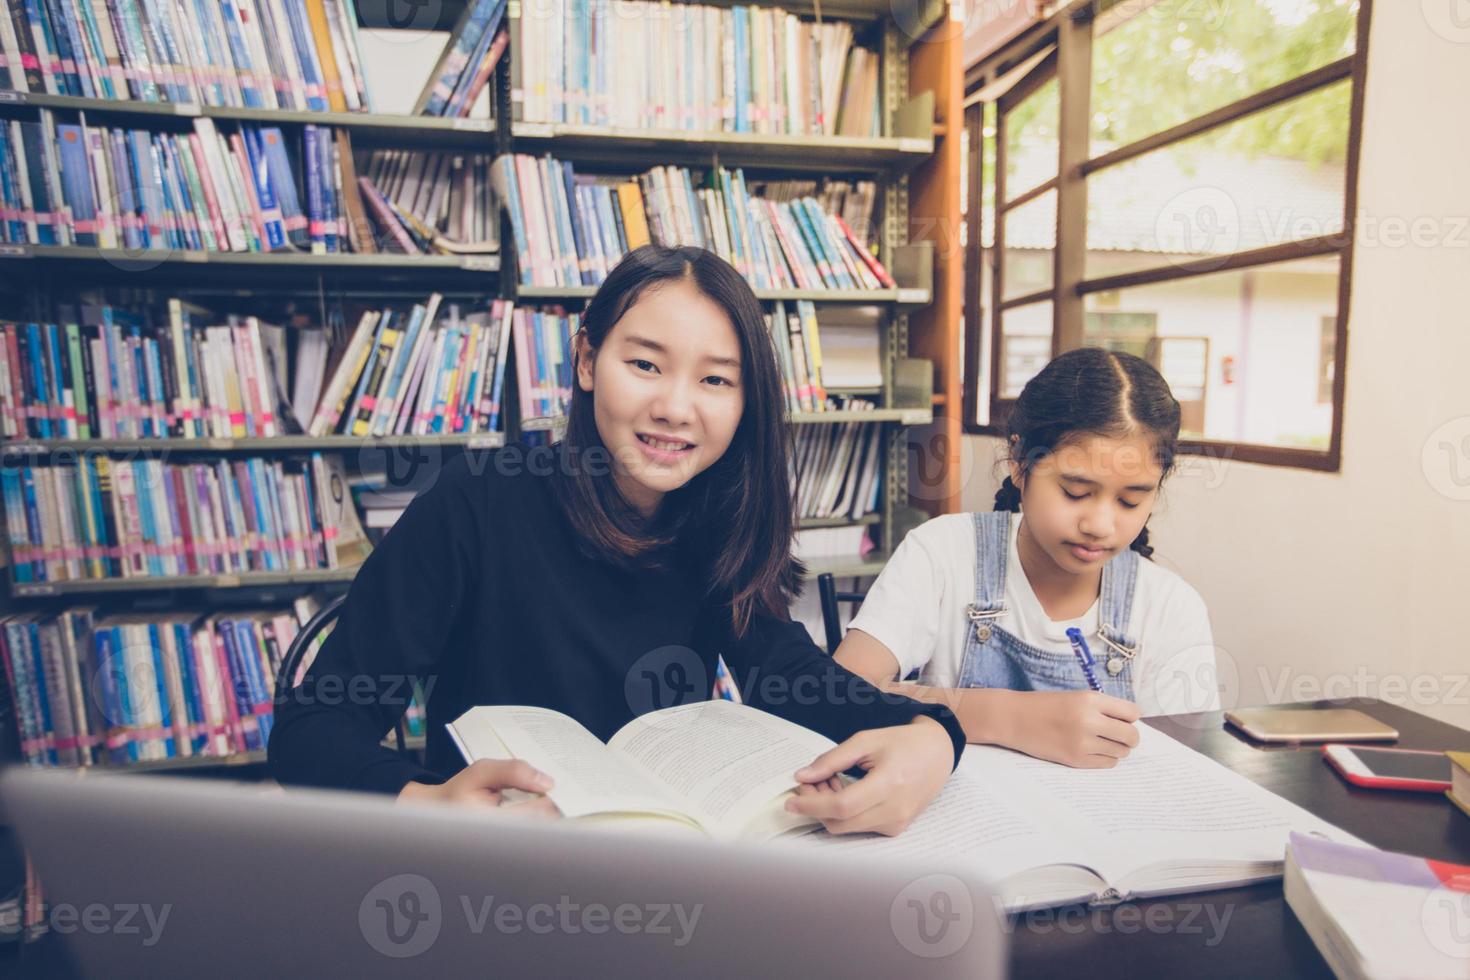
[{"x1": 1065, "y1": 628, "x2": 1104, "y2": 693}]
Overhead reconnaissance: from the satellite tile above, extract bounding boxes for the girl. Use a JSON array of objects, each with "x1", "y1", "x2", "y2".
[
  {"x1": 835, "y1": 347, "x2": 1218, "y2": 768},
  {"x1": 269, "y1": 245, "x2": 963, "y2": 836}
]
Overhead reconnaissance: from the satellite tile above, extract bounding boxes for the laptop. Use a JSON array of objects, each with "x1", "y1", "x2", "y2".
[{"x1": 0, "y1": 768, "x2": 1006, "y2": 978}]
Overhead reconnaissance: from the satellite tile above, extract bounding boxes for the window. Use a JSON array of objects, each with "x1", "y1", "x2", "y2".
[{"x1": 961, "y1": 0, "x2": 1369, "y2": 470}]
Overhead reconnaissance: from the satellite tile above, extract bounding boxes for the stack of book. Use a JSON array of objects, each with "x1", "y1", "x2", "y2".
[
  {"x1": 1450, "y1": 752, "x2": 1469, "y2": 819},
  {"x1": 1285, "y1": 832, "x2": 1470, "y2": 980},
  {"x1": 305, "y1": 294, "x2": 515, "y2": 437},
  {"x1": 793, "y1": 417, "x2": 881, "y2": 522},
  {"x1": 513, "y1": 1, "x2": 878, "y2": 137},
  {"x1": 359, "y1": 149, "x2": 500, "y2": 255},
  {"x1": 0, "y1": 302, "x2": 292, "y2": 441},
  {"x1": 0, "y1": 0, "x2": 374, "y2": 112},
  {"x1": 411, "y1": 0, "x2": 508, "y2": 118},
  {"x1": 0, "y1": 452, "x2": 371, "y2": 583},
  {"x1": 0, "y1": 113, "x2": 366, "y2": 252},
  {"x1": 510, "y1": 305, "x2": 576, "y2": 420},
  {"x1": 492, "y1": 155, "x2": 893, "y2": 292}
]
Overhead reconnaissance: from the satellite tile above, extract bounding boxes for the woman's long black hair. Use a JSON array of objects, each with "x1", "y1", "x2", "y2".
[
  {"x1": 551, "y1": 245, "x2": 801, "y2": 636},
  {"x1": 994, "y1": 347, "x2": 1181, "y2": 559}
]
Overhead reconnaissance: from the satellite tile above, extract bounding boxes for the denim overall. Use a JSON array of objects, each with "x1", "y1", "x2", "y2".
[{"x1": 956, "y1": 512, "x2": 1139, "y2": 698}]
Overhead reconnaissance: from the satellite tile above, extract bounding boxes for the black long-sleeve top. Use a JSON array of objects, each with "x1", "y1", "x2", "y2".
[{"x1": 267, "y1": 445, "x2": 965, "y2": 795}]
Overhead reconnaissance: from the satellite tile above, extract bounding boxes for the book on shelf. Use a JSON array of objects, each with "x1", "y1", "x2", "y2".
[
  {"x1": 0, "y1": 597, "x2": 430, "y2": 770},
  {"x1": 511, "y1": 2, "x2": 879, "y2": 138},
  {"x1": 0, "y1": 451, "x2": 370, "y2": 584},
  {"x1": 0, "y1": 115, "x2": 498, "y2": 255},
  {"x1": 447, "y1": 699, "x2": 847, "y2": 841},
  {"x1": 0, "y1": 605, "x2": 290, "y2": 766},
  {"x1": 509, "y1": 305, "x2": 576, "y2": 421},
  {"x1": 306, "y1": 294, "x2": 515, "y2": 437},
  {"x1": 792, "y1": 420, "x2": 882, "y2": 522},
  {"x1": 795, "y1": 722, "x2": 1358, "y2": 913},
  {"x1": 410, "y1": 0, "x2": 508, "y2": 118},
  {"x1": 490, "y1": 155, "x2": 892, "y2": 293},
  {"x1": 0, "y1": 0, "x2": 374, "y2": 112},
  {"x1": 360, "y1": 148, "x2": 501, "y2": 255},
  {"x1": 1284, "y1": 832, "x2": 1470, "y2": 980},
  {"x1": 0, "y1": 292, "x2": 513, "y2": 444}
]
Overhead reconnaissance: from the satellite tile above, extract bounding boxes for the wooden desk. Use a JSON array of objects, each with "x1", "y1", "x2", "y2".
[{"x1": 1011, "y1": 698, "x2": 1470, "y2": 979}]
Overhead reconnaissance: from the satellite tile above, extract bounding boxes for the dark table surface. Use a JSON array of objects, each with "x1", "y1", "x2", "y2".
[{"x1": 1009, "y1": 698, "x2": 1470, "y2": 979}]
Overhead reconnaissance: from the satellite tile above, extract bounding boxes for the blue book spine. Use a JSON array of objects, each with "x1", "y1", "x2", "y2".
[
  {"x1": 259, "y1": 127, "x2": 306, "y2": 248},
  {"x1": 144, "y1": 336, "x2": 167, "y2": 438},
  {"x1": 0, "y1": 126, "x2": 23, "y2": 242},
  {"x1": 247, "y1": 459, "x2": 278, "y2": 570},
  {"x1": 317, "y1": 128, "x2": 337, "y2": 252},
  {"x1": 1, "y1": 469, "x2": 33, "y2": 582},
  {"x1": 50, "y1": 0, "x2": 95, "y2": 97},
  {"x1": 217, "y1": 621, "x2": 261, "y2": 751},
  {"x1": 55, "y1": 124, "x2": 99, "y2": 246},
  {"x1": 235, "y1": 621, "x2": 271, "y2": 744},
  {"x1": 559, "y1": 160, "x2": 592, "y2": 286},
  {"x1": 445, "y1": 0, "x2": 506, "y2": 117},
  {"x1": 218, "y1": 2, "x2": 261, "y2": 108},
  {"x1": 303, "y1": 126, "x2": 323, "y2": 251},
  {"x1": 18, "y1": 468, "x2": 44, "y2": 581},
  {"x1": 106, "y1": 132, "x2": 139, "y2": 250},
  {"x1": 181, "y1": 623, "x2": 208, "y2": 752},
  {"x1": 25, "y1": 622, "x2": 57, "y2": 764},
  {"x1": 43, "y1": 323, "x2": 66, "y2": 437},
  {"x1": 494, "y1": 158, "x2": 531, "y2": 284},
  {"x1": 145, "y1": 623, "x2": 176, "y2": 757},
  {"x1": 242, "y1": 128, "x2": 286, "y2": 250},
  {"x1": 423, "y1": 0, "x2": 496, "y2": 116},
  {"x1": 25, "y1": 324, "x2": 52, "y2": 439},
  {"x1": 129, "y1": 460, "x2": 158, "y2": 575},
  {"x1": 30, "y1": 0, "x2": 78, "y2": 96},
  {"x1": 111, "y1": 626, "x2": 141, "y2": 762}
]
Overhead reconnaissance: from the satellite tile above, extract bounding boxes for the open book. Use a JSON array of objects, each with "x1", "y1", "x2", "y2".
[
  {"x1": 793, "y1": 724, "x2": 1359, "y2": 912},
  {"x1": 447, "y1": 700, "x2": 841, "y2": 842}
]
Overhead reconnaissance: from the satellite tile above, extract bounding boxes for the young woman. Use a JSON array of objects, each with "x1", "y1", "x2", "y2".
[
  {"x1": 269, "y1": 245, "x2": 963, "y2": 836},
  {"x1": 835, "y1": 348, "x2": 1218, "y2": 769}
]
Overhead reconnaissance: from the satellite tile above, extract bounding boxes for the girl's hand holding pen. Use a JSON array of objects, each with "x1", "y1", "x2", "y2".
[{"x1": 1001, "y1": 690, "x2": 1141, "y2": 769}]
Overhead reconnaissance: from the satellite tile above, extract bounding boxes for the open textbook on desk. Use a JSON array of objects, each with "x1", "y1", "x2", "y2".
[
  {"x1": 792, "y1": 724, "x2": 1359, "y2": 912},
  {"x1": 448, "y1": 700, "x2": 840, "y2": 842}
]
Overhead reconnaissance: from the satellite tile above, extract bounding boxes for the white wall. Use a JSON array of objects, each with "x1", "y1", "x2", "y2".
[{"x1": 959, "y1": 3, "x2": 1470, "y2": 731}]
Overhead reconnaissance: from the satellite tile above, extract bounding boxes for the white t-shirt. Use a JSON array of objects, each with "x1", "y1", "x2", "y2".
[{"x1": 847, "y1": 512, "x2": 1220, "y2": 717}]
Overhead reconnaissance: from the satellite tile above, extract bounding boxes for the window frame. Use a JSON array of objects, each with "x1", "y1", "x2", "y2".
[{"x1": 961, "y1": 0, "x2": 1373, "y2": 472}]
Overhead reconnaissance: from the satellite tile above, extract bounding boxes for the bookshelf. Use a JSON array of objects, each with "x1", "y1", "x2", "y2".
[{"x1": 0, "y1": 0, "x2": 957, "y2": 789}]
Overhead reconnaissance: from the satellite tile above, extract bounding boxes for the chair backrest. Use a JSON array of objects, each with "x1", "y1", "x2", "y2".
[
  {"x1": 273, "y1": 594, "x2": 411, "y2": 756},
  {"x1": 816, "y1": 572, "x2": 868, "y2": 656}
]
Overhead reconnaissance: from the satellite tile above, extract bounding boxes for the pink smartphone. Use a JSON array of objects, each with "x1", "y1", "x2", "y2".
[{"x1": 1322, "y1": 744, "x2": 1453, "y2": 793}]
